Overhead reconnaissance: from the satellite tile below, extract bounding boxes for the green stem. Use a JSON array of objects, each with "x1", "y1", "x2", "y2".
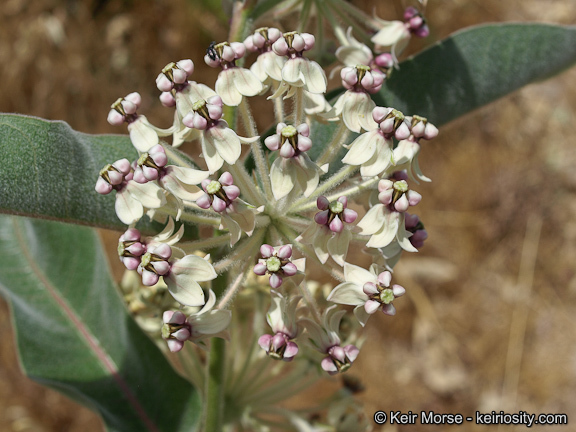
[
  {"x1": 227, "y1": 163, "x2": 265, "y2": 207},
  {"x1": 204, "y1": 337, "x2": 226, "y2": 432},
  {"x1": 293, "y1": 87, "x2": 305, "y2": 124},
  {"x1": 239, "y1": 100, "x2": 274, "y2": 201}
]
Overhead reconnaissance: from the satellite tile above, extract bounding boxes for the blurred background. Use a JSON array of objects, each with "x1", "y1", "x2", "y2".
[{"x1": 1, "y1": 0, "x2": 575, "y2": 430}]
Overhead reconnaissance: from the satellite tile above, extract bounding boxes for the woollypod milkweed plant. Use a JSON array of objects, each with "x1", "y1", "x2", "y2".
[{"x1": 1, "y1": 1, "x2": 576, "y2": 431}]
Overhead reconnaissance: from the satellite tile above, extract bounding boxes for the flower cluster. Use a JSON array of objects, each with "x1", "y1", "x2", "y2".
[{"x1": 97, "y1": 16, "x2": 435, "y2": 428}]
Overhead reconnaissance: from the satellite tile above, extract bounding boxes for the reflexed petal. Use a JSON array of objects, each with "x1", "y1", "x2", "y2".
[
  {"x1": 220, "y1": 214, "x2": 241, "y2": 246},
  {"x1": 327, "y1": 282, "x2": 367, "y2": 306},
  {"x1": 354, "y1": 305, "x2": 371, "y2": 327},
  {"x1": 167, "y1": 166, "x2": 209, "y2": 185},
  {"x1": 371, "y1": 21, "x2": 409, "y2": 47},
  {"x1": 171, "y1": 255, "x2": 217, "y2": 282},
  {"x1": 190, "y1": 310, "x2": 232, "y2": 336},
  {"x1": 343, "y1": 263, "x2": 376, "y2": 285},
  {"x1": 342, "y1": 131, "x2": 380, "y2": 166},
  {"x1": 360, "y1": 140, "x2": 394, "y2": 177},
  {"x1": 356, "y1": 204, "x2": 386, "y2": 235},
  {"x1": 201, "y1": 133, "x2": 225, "y2": 174},
  {"x1": 282, "y1": 58, "x2": 305, "y2": 86},
  {"x1": 215, "y1": 70, "x2": 243, "y2": 106},
  {"x1": 115, "y1": 190, "x2": 143, "y2": 224},
  {"x1": 160, "y1": 175, "x2": 203, "y2": 202},
  {"x1": 327, "y1": 229, "x2": 351, "y2": 266},
  {"x1": 300, "y1": 60, "x2": 327, "y2": 93},
  {"x1": 165, "y1": 274, "x2": 205, "y2": 307},
  {"x1": 206, "y1": 121, "x2": 242, "y2": 165},
  {"x1": 232, "y1": 68, "x2": 264, "y2": 97},
  {"x1": 128, "y1": 117, "x2": 159, "y2": 152},
  {"x1": 125, "y1": 181, "x2": 166, "y2": 209},
  {"x1": 270, "y1": 158, "x2": 295, "y2": 200},
  {"x1": 312, "y1": 227, "x2": 331, "y2": 264}
]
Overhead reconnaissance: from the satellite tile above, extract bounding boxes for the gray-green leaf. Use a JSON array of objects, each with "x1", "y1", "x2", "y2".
[{"x1": 0, "y1": 215, "x2": 202, "y2": 432}]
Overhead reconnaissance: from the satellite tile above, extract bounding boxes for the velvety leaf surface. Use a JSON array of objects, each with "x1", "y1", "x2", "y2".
[
  {"x1": 0, "y1": 215, "x2": 202, "y2": 432},
  {"x1": 373, "y1": 23, "x2": 576, "y2": 125}
]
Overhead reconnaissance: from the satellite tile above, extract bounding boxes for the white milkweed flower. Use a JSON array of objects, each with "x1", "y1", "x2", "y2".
[
  {"x1": 258, "y1": 290, "x2": 302, "y2": 361},
  {"x1": 161, "y1": 290, "x2": 232, "y2": 352},
  {"x1": 182, "y1": 95, "x2": 259, "y2": 173},
  {"x1": 391, "y1": 115, "x2": 439, "y2": 182},
  {"x1": 205, "y1": 41, "x2": 264, "y2": 106},
  {"x1": 356, "y1": 172, "x2": 421, "y2": 250},
  {"x1": 107, "y1": 92, "x2": 166, "y2": 153},
  {"x1": 244, "y1": 27, "x2": 286, "y2": 87},
  {"x1": 155, "y1": 60, "x2": 217, "y2": 147},
  {"x1": 301, "y1": 306, "x2": 360, "y2": 375},
  {"x1": 95, "y1": 158, "x2": 166, "y2": 225},
  {"x1": 271, "y1": 31, "x2": 327, "y2": 96},
  {"x1": 327, "y1": 263, "x2": 406, "y2": 326},
  {"x1": 133, "y1": 144, "x2": 208, "y2": 220},
  {"x1": 196, "y1": 172, "x2": 257, "y2": 246},
  {"x1": 298, "y1": 196, "x2": 358, "y2": 266},
  {"x1": 265, "y1": 123, "x2": 323, "y2": 200},
  {"x1": 371, "y1": 6, "x2": 430, "y2": 65}
]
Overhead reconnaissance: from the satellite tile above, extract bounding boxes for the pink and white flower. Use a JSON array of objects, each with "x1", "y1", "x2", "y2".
[
  {"x1": 183, "y1": 95, "x2": 259, "y2": 173},
  {"x1": 95, "y1": 158, "x2": 166, "y2": 225},
  {"x1": 301, "y1": 306, "x2": 360, "y2": 375},
  {"x1": 205, "y1": 41, "x2": 263, "y2": 106},
  {"x1": 298, "y1": 196, "x2": 358, "y2": 266},
  {"x1": 265, "y1": 123, "x2": 323, "y2": 200},
  {"x1": 253, "y1": 244, "x2": 305, "y2": 289},
  {"x1": 327, "y1": 263, "x2": 406, "y2": 326},
  {"x1": 161, "y1": 290, "x2": 231, "y2": 352},
  {"x1": 258, "y1": 290, "x2": 301, "y2": 361}
]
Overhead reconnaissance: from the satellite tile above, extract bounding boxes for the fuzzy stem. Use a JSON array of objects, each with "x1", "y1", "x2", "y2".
[
  {"x1": 314, "y1": 122, "x2": 352, "y2": 167},
  {"x1": 239, "y1": 100, "x2": 275, "y2": 201},
  {"x1": 162, "y1": 143, "x2": 198, "y2": 169},
  {"x1": 227, "y1": 163, "x2": 266, "y2": 207},
  {"x1": 217, "y1": 269, "x2": 248, "y2": 309},
  {"x1": 179, "y1": 234, "x2": 231, "y2": 253},
  {"x1": 293, "y1": 87, "x2": 305, "y2": 124},
  {"x1": 272, "y1": 83, "x2": 285, "y2": 124},
  {"x1": 158, "y1": 205, "x2": 220, "y2": 226},
  {"x1": 289, "y1": 165, "x2": 359, "y2": 213},
  {"x1": 213, "y1": 229, "x2": 264, "y2": 273}
]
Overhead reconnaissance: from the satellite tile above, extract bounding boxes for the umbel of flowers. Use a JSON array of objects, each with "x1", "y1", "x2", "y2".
[{"x1": 97, "y1": 14, "x2": 436, "y2": 429}]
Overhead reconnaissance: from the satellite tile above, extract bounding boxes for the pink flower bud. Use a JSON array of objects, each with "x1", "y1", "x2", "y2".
[
  {"x1": 329, "y1": 215, "x2": 344, "y2": 233},
  {"x1": 177, "y1": 59, "x2": 194, "y2": 75},
  {"x1": 195, "y1": 194, "x2": 212, "y2": 209},
  {"x1": 342, "y1": 208, "x2": 358, "y2": 224},
  {"x1": 363, "y1": 282, "x2": 379, "y2": 296},
  {"x1": 269, "y1": 273, "x2": 283, "y2": 289},
  {"x1": 159, "y1": 92, "x2": 176, "y2": 107},
  {"x1": 156, "y1": 74, "x2": 173, "y2": 92},
  {"x1": 212, "y1": 196, "x2": 227, "y2": 212},
  {"x1": 218, "y1": 172, "x2": 234, "y2": 186},
  {"x1": 107, "y1": 110, "x2": 125, "y2": 126},
  {"x1": 317, "y1": 196, "x2": 329, "y2": 210},
  {"x1": 378, "y1": 271, "x2": 392, "y2": 287},
  {"x1": 282, "y1": 262, "x2": 297, "y2": 276},
  {"x1": 314, "y1": 210, "x2": 329, "y2": 225},
  {"x1": 95, "y1": 178, "x2": 113, "y2": 195},
  {"x1": 222, "y1": 185, "x2": 240, "y2": 201},
  {"x1": 260, "y1": 244, "x2": 274, "y2": 258},
  {"x1": 277, "y1": 245, "x2": 292, "y2": 259},
  {"x1": 253, "y1": 263, "x2": 268, "y2": 275},
  {"x1": 142, "y1": 271, "x2": 160, "y2": 286}
]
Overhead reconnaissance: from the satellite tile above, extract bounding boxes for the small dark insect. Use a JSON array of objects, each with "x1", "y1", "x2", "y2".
[{"x1": 206, "y1": 41, "x2": 218, "y2": 61}]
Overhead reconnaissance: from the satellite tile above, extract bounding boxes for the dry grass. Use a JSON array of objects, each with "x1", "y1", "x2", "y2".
[{"x1": 1, "y1": 0, "x2": 575, "y2": 431}]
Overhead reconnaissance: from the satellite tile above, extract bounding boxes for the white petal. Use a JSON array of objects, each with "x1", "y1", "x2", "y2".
[
  {"x1": 360, "y1": 140, "x2": 394, "y2": 177},
  {"x1": 371, "y1": 21, "x2": 409, "y2": 47},
  {"x1": 201, "y1": 133, "x2": 224, "y2": 174},
  {"x1": 220, "y1": 215, "x2": 241, "y2": 246},
  {"x1": 282, "y1": 58, "x2": 305, "y2": 86},
  {"x1": 341, "y1": 131, "x2": 380, "y2": 166},
  {"x1": 231, "y1": 68, "x2": 263, "y2": 97},
  {"x1": 300, "y1": 60, "x2": 327, "y2": 93},
  {"x1": 115, "y1": 190, "x2": 143, "y2": 224},
  {"x1": 168, "y1": 166, "x2": 209, "y2": 185},
  {"x1": 160, "y1": 175, "x2": 203, "y2": 202},
  {"x1": 128, "y1": 117, "x2": 158, "y2": 152},
  {"x1": 343, "y1": 262, "x2": 376, "y2": 285},
  {"x1": 327, "y1": 282, "x2": 367, "y2": 306},
  {"x1": 356, "y1": 204, "x2": 386, "y2": 235},
  {"x1": 206, "y1": 121, "x2": 242, "y2": 165},
  {"x1": 366, "y1": 212, "x2": 400, "y2": 248},
  {"x1": 215, "y1": 70, "x2": 243, "y2": 106},
  {"x1": 270, "y1": 158, "x2": 295, "y2": 200},
  {"x1": 190, "y1": 310, "x2": 231, "y2": 336},
  {"x1": 327, "y1": 229, "x2": 351, "y2": 266},
  {"x1": 312, "y1": 227, "x2": 330, "y2": 264},
  {"x1": 165, "y1": 274, "x2": 205, "y2": 307},
  {"x1": 125, "y1": 181, "x2": 166, "y2": 209},
  {"x1": 353, "y1": 304, "x2": 371, "y2": 327},
  {"x1": 172, "y1": 255, "x2": 217, "y2": 282}
]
